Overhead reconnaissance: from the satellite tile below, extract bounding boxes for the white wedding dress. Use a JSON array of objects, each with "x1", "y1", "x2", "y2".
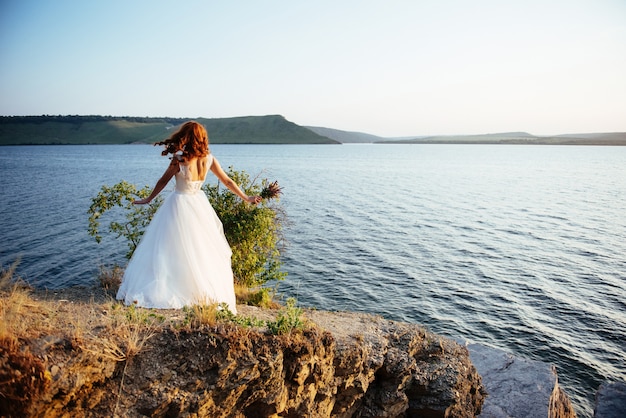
[{"x1": 117, "y1": 154, "x2": 237, "y2": 313}]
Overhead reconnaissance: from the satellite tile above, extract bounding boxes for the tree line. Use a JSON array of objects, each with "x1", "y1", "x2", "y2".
[{"x1": 0, "y1": 115, "x2": 190, "y2": 125}]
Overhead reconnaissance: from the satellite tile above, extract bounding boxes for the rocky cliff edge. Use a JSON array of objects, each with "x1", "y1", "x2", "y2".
[
  {"x1": 2, "y1": 294, "x2": 488, "y2": 417},
  {"x1": 2, "y1": 288, "x2": 583, "y2": 418}
]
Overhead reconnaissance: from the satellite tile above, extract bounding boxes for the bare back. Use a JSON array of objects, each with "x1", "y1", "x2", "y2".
[{"x1": 181, "y1": 155, "x2": 210, "y2": 181}]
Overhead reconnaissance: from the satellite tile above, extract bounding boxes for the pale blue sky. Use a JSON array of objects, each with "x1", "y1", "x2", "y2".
[{"x1": 1, "y1": 0, "x2": 625, "y2": 136}]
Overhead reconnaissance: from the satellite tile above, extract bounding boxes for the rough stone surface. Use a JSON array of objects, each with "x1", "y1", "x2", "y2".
[
  {"x1": 594, "y1": 382, "x2": 626, "y2": 418},
  {"x1": 304, "y1": 309, "x2": 486, "y2": 417},
  {"x1": 467, "y1": 343, "x2": 576, "y2": 418},
  {"x1": 6, "y1": 305, "x2": 485, "y2": 417}
]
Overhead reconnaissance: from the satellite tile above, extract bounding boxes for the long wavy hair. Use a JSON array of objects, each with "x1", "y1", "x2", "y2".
[{"x1": 155, "y1": 121, "x2": 209, "y2": 161}]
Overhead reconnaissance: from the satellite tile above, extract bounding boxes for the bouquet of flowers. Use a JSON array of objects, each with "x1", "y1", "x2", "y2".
[{"x1": 260, "y1": 181, "x2": 283, "y2": 200}]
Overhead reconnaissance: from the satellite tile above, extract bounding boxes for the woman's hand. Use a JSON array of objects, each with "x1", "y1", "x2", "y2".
[
  {"x1": 245, "y1": 195, "x2": 262, "y2": 205},
  {"x1": 133, "y1": 198, "x2": 151, "y2": 205}
]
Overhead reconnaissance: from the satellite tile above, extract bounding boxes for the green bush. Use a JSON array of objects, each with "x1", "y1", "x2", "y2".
[
  {"x1": 204, "y1": 168, "x2": 286, "y2": 287},
  {"x1": 87, "y1": 169, "x2": 286, "y2": 288},
  {"x1": 266, "y1": 298, "x2": 305, "y2": 335},
  {"x1": 88, "y1": 181, "x2": 162, "y2": 259}
]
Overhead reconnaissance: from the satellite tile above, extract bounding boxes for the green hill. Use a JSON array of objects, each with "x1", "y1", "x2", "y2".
[
  {"x1": 381, "y1": 131, "x2": 626, "y2": 145},
  {"x1": 0, "y1": 115, "x2": 338, "y2": 145},
  {"x1": 197, "y1": 115, "x2": 337, "y2": 144}
]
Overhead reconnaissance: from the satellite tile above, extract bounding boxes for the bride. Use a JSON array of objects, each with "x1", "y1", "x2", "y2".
[{"x1": 116, "y1": 121, "x2": 261, "y2": 312}]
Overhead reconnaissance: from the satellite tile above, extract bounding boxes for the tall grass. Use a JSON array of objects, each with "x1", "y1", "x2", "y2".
[
  {"x1": 0, "y1": 262, "x2": 50, "y2": 416},
  {"x1": 0, "y1": 261, "x2": 34, "y2": 340}
]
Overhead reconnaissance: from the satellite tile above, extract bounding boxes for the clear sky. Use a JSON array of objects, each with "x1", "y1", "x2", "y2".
[{"x1": 1, "y1": 0, "x2": 625, "y2": 136}]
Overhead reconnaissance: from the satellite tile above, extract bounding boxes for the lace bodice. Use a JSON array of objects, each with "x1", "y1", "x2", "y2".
[{"x1": 174, "y1": 154, "x2": 213, "y2": 194}]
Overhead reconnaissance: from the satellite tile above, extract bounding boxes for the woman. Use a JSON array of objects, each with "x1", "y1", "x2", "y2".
[{"x1": 116, "y1": 121, "x2": 260, "y2": 312}]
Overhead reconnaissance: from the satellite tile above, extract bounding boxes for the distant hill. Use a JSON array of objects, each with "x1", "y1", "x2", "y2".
[
  {"x1": 0, "y1": 115, "x2": 338, "y2": 145},
  {"x1": 198, "y1": 116, "x2": 337, "y2": 144},
  {"x1": 381, "y1": 132, "x2": 626, "y2": 145},
  {"x1": 549, "y1": 132, "x2": 626, "y2": 145},
  {"x1": 305, "y1": 126, "x2": 386, "y2": 143},
  {"x1": 2, "y1": 115, "x2": 623, "y2": 146},
  {"x1": 304, "y1": 127, "x2": 626, "y2": 146}
]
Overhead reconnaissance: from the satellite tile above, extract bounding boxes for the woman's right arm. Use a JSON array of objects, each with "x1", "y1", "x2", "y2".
[{"x1": 133, "y1": 158, "x2": 180, "y2": 205}]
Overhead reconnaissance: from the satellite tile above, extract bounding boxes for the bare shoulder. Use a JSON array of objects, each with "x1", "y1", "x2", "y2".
[
  {"x1": 164, "y1": 156, "x2": 181, "y2": 174},
  {"x1": 209, "y1": 154, "x2": 221, "y2": 170},
  {"x1": 209, "y1": 155, "x2": 229, "y2": 181},
  {"x1": 167, "y1": 157, "x2": 181, "y2": 170}
]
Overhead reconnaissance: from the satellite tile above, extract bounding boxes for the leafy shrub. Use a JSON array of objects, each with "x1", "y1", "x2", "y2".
[
  {"x1": 215, "y1": 303, "x2": 265, "y2": 328},
  {"x1": 88, "y1": 181, "x2": 162, "y2": 259},
  {"x1": 235, "y1": 285, "x2": 278, "y2": 308},
  {"x1": 87, "y1": 169, "x2": 286, "y2": 289},
  {"x1": 204, "y1": 168, "x2": 286, "y2": 287},
  {"x1": 266, "y1": 298, "x2": 305, "y2": 335}
]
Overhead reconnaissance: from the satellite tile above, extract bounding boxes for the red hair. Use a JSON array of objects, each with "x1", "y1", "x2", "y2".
[{"x1": 156, "y1": 121, "x2": 209, "y2": 161}]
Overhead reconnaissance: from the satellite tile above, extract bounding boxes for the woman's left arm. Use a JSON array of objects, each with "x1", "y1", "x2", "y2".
[{"x1": 210, "y1": 157, "x2": 261, "y2": 204}]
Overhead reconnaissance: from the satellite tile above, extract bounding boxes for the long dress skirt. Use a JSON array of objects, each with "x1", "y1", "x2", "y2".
[{"x1": 116, "y1": 187, "x2": 237, "y2": 313}]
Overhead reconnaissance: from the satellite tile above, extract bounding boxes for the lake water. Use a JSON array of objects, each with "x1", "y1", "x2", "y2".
[{"x1": 1, "y1": 144, "x2": 625, "y2": 416}]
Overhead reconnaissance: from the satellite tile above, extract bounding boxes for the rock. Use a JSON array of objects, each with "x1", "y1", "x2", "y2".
[
  {"x1": 304, "y1": 309, "x2": 486, "y2": 417},
  {"x1": 17, "y1": 306, "x2": 485, "y2": 417},
  {"x1": 467, "y1": 343, "x2": 576, "y2": 418},
  {"x1": 594, "y1": 381, "x2": 626, "y2": 418}
]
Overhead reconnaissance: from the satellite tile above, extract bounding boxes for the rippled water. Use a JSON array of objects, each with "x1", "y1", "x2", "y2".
[{"x1": 1, "y1": 144, "x2": 625, "y2": 416}]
